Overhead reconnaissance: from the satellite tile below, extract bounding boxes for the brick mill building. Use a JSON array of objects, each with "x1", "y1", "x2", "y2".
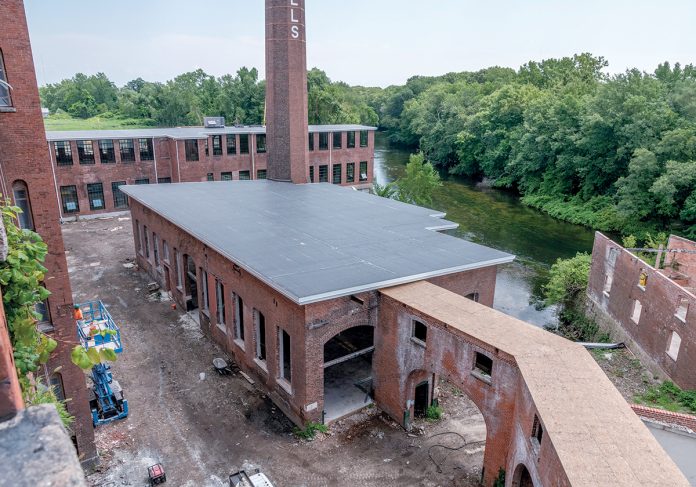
[
  {"x1": 45, "y1": 123, "x2": 376, "y2": 219},
  {"x1": 121, "y1": 1, "x2": 690, "y2": 485},
  {"x1": 0, "y1": 0, "x2": 97, "y2": 465},
  {"x1": 588, "y1": 233, "x2": 696, "y2": 390}
]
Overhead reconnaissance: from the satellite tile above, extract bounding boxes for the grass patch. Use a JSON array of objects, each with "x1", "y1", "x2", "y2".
[
  {"x1": 293, "y1": 421, "x2": 328, "y2": 440},
  {"x1": 44, "y1": 113, "x2": 155, "y2": 131},
  {"x1": 425, "y1": 405, "x2": 443, "y2": 422},
  {"x1": 635, "y1": 381, "x2": 696, "y2": 414}
]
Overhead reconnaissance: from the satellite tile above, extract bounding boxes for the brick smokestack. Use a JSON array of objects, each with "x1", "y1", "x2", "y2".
[{"x1": 265, "y1": 0, "x2": 309, "y2": 184}]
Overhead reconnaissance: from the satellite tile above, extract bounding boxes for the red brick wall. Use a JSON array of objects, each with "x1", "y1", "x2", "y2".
[
  {"x1": 49, "y1": 130, "x2": 375, "y2": 217},
  {"x1": 0, "y1": 293, "x2": 23, "y2": 421},
  {"x1": 588, "y1": 233, "x2": 696, "y2": 389},
  {"x1": 631, "y1": 404, "x2": 696, "y2": 432},
  {"x1": 0, "y1": 0, "x2": 96, "y2": 464},
  {"x1": 664, "y1": 235, "x2": 696, "y2": 285}
]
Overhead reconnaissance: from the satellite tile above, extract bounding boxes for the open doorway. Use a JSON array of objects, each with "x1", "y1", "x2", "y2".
[
  {"x1": 323, "y1": 326, "x2": 374, "y2": 423},
  {"x1": 512, "y1": 464, "x2": 534, "y2": 487},
  {"x1": 184, "y1": 254, "x2": 198, "y2": 312},
  {"x1": 414, "y1": 381, "x2": 430, "y2": 418}
]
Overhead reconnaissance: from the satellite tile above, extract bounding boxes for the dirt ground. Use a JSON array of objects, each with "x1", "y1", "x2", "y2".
[
  {"x1": 63, "y1": 216, "x2": 486, "y2": 487},
  {"x1": 590, "y1": 347, "x2": 662, "y2": 402}
]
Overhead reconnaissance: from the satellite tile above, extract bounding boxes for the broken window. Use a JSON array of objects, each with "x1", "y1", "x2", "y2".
[
  {"x1": 256, "y1": 134, "x2": 267, "y2": 153},
  {"x1": 676, "y1": 297, "x2": 689, "y2": 322},
  {"x1": 221, "y1": 172, "x2": 232, "y2": 181},
  {"x1": 412, "y1": 319, "x2": 427, "y2": 344},
  {"x1": 279, "y1": 328, "x2": 292, "y2": 384},
  {"x1": 135, "y1": 178, "x2": 150, "y2": 185},
  {"x1": 346, "y1": 162, "x2": 355, "y2": 183},
  {"x1": 631, "y1": 300, "x2": 642, "y2": 324},
  {"x1": 359, "y1": 161, "x2": 368, "y2": 182},
  {"x1": 119, "y1": 139, "x2": 135, "y2": 162},
  {"x1": 603, "y1": 274, "x2": 613, "y2": 295},
  {"x1": 638, "y1": 270, "x2": 648, "y2": 289},
  {"x1": 308, "y1": 133, "x2": 314, "y2": 151},
  {"x1": 12, "y1": 181, "x2": 34, "y2": 231},
  {"x1": 531, "y1": 414, "x2": 543, "y2": 447},
  {"x1": 0, "y1": 49, "x2": 12, "y2": 106},
  {"x1": 175, "y1": 249, "x2": 182, "y2": 288},
  {"x1": 234, "y1": 294, "x2": 245, "y2": 342},
  {"x1": 216, "y1": 279, "x2": 226, "y2": 330},
  {"x1": 207, "y1": 173, "x2": 214, "y2": 181},
  {"x1": 255, "y1": 310, "x2": 267, "y2": 362},
  {"x1": 200, "y1": 269, "x2": 209, "y2": 312},
  {"x1": 77, "y1": 141, "x2": 95, "y2": 164},
  {"x1": 139, "y1": 138, "x2": 154, "y2": 161},
  {"x1": 227, "y1": 135, "x2": 237, "y2": 155},
  {"x1": 99, "y1": 140, "x2": 116, "y2": 163},
  {"x1": 257, "y1": 170, "x2": 267, "y2": 180},
  {"x1": 466, "y1": 292, "x2": 480, "y2": 303},
  {"x1": 360, "y1": 130, "x2": 369, "y2": 147},
  {"x1": 54, "y1": 141, "x2": 73, "y2": 166},
  {"x1": 474, "y1": 352, "x2": 493, "y2": 378},
  {"x1": 112, "y1": 181, "x2": 128, "y2": 209}
]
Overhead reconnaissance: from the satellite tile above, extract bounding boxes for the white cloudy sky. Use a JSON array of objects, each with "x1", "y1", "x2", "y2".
[{"x1": 25, "y1": 0, "x2": 696, "y2": 88}]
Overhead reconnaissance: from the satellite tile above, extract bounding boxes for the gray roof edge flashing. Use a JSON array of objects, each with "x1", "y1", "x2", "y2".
[{"x1": 298, "y1": 255, "x2": 516, "y2": 305}]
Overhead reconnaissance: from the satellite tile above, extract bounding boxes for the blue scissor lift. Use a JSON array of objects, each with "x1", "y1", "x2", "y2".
[{"x1": 76, "y1": 301, "x2": 129, "y2": 426}]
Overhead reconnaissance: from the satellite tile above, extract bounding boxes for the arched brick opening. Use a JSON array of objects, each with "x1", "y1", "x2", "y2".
[
  {"x1": 322, "y1": 325, "x2": 374, "y2": 423},
  {"x1": 511, "y1": 463, "x2": 534, "y2": 487}
]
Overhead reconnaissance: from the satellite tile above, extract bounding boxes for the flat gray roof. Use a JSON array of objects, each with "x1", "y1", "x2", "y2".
[
  {"x1": 45, "y1": 124, "x2": 377, "y2": 142},
  {"x1": 121, "y1": 181, "x2": 514, "y2": 305}
]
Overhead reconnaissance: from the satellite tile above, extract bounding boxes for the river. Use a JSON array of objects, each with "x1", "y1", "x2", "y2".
[{"x1": 372, "y1": 133, "x2": 597, "y2": 327}]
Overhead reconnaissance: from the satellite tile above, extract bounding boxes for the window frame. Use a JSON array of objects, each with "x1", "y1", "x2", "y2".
[
  {"x1": 346, "y1": 162, "x2": 355, "y2": 183},
  {"x1": 226, "y1": 134, "x2": 237, "y2": 155},
  {"x1": 308, "y1": 133, "x2": 315, "y2": 151},
  {"x1": 54, "y1": 141, "x2": 74, "y2": 166},
  {"x1": 319, "y1": 165, "x2": 328, "y2": 183},
  {"x1": 77, "y1": 140, "x2": 95, "y2": 165},
  {"x1": 60, "y1": 185, "x2": 79, "y2": 214},
  {"x1": 473, "y1": 351, "x2": 493, "y2": 380},
  {"x1": 212, "y1": 135, "x2": 223, "y2": 156},
  {"x1": 119, "y1": 139, "x2": 136, "y2": 163},
  {"x1": 98, "y1": 140, "x2": 116, "y2": 163},
  {"x1": 234, "y1": 293, "x2": 245, "y2": 344},
  {"x1": 215, "y1": 278, "x2": 226, "y2": 331},
  {"x1": 239, "y1": 170, "x2": 251, "y2": 181},
  {"x1": 319, "y1": 132, "x2": 329, "y2": 151},
  {"x1": 360, "y1": 130, "x2": 369, "y2": 147},
  {"x1": 86, "y1": 182, "x2": 106, "y2": 211},
  {"x1": 12, "y1": 181, "x2": 34, "y2": 231},
  {"x1": 359, "y1": 161, "x2": 368, "y2": 182},
  {"x1": 257, "y1": 169, "x2": 267, "y2": 180},
  {"x1": 239, "y1": 134, "x2": 250, "y2": 154},
  {"x1": 333, "y1": 132, "x2": 342, "y2": 150},
  {"x1": 256, "y1": 134, "x2": 267, "y2": 153},
  {"x1": 0, "y1": 49, "x2": 12, "y2": 107},
  {"x1": 255, "y1": 309, "x2": 267, "y2": 363},
  {"x1": 332, "y1": 164, "x2": 342, "y2": 184},
  {"x1": 112, "y1": 181, "x2": 128, "y2": 209},
  {"x1": 185, "y1": 139, "x2": 199, "y2": 162},
  {"x1": 221, "y1": 172, "x2": 233, "y2": 181},
  {"x1": 279, "y1": 328, "x2": 292, "y2": 386},
  {"x1": 139, "y1": 138, "x2": 154, "y2": 161},
  {"x1": 347, "y1": 131, "x2": 356, "y2": 149}
]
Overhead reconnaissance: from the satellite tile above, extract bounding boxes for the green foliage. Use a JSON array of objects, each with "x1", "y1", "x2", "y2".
[
  {"x1": 393, "y1": 153, "x2": 442, "y2": 207},
  {"x1": 636, "y1": 381, "x2": 696, "y2": 414},
  {"x1": 425, "y1": 405, "x2": 443, "y2": 421},
  {"x1": 544, "y1": 253, "x2": 591, "y2": 309},
  {"x1": 293, "y1": 421, "x2": 328, "y2": 440},
  {"x1": 493, "y1": 468, "x2": 506, "y2": 487},
  {"x1": 0, "y1": 202, "x2": 52, "y2": 375},
  {"x1": 21, "y1": 377, "x2": 74, "y2": 429},
  {"x1": 372, "y1": 182, "x2": 397, "y2": 199}
]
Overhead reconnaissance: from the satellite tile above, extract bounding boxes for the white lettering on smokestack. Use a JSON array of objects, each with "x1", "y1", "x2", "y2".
[{"x1": 290, "y1": 0, "x2": 300, "y2": 38}]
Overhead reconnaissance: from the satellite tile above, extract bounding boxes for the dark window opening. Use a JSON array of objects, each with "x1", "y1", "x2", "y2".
[
  {"x1": 308, "y1": 133, "x2": 315, "y2": 151},
  {"x1": 332, "y1": 164, "x2": 342, "y2": 184},
  {"x1": 226, "y1": 134, "x2": 237, "y2": 155},
  {"x1": 235, "y1": 294, "x2": 245, "y2": 341},
  {"x1": 347, "y1": 131, "x2": 356, "y2": 149},
  {"x1": 185, "y1": 139, "x2": 199, "y2": 162},
  {"x1": 139, "y1": 138, "x2": 154, "y2": 161},
  {"x1": 319, "y1": 132, "x2": 329, "y2": 150},
  {"x1": 280, "y1": 328, "x2": 291, "y2": 383},
  {"x1": 257, "y1": 169, "x2": 267, "y2": 180},
  {"x1": 412, "y1": 320, "x2": 427, "y2": 343},
  {"x1": 359, "y1": 161, "x2": 368, "y2": 182},
  {"x1": 360, "y1": 130, "x2": 369, "y2": 147},
  {"x1": 0, "y1": 50, "x2": 12, "y2": 107},
  {"x1": 212, "y1": 135, "x2": 223, "y2": 156},
  {"x1": 221, "y1": 172, "x2": 233, "y2": 181},
  {"x1": 532, "y1": 414, "x2": 543, "y2": 445},
  {"x1": 309, "y1": 166, "x2": 315, "y2": 183},
  {"x1": 60, "y1": 185, "x2": 79, "y2": 213},
  {"x1": 98, "y1": 140, "x2": 116, "y2": 163},
  {"x1": 135, "y1": 178, "x2": 149, "y2": 185},
  {"x1": 333, "y1": 132, "x2": 342, "y2": 149},
  {"x1": 207, "y1": 173, "x2": 214, "y2": 181},
  {"x1": 346, "y1": 162, "x2": 355, "y2": 183},
  {"x1": 204, "y1": 139, "x2": 209, "y2": 156},
  {"x1": 143, "y1": 225, "x2": 150, "y2": 259},
  {"x1": 157, "y1": 177, "x2": 171, "y2": 184},
  {"x1": 112, "y1": 181, "x2": 128, "y2": 208},
  {"x1": 256, "y1": 311, "x2": 266, "y2": 361},
  {"x1": 256, "y1": 134, "x2": 267, "y2": 153},
  {"x1": 12, "y1": 182, "x2": 34, "y2": 230},
  {"x1": 239, "y1": 134, "x2": 249, "y2": 154},
  {"x1": 474, "y1": 352, "x2": 493, "y2": 377},
  {"x1": 77, "y1": 141, "x2": 95, "y2": 164},
  {"x1": 466, "y1": 292, "x2": 480, "y2": 303},
  {"x1": 87, "y1": 183, "x2": 105, "y2": 210},
  {"x1": 216, "y1": 279, "x2": 226, "y2": 326},
  {"x1": 319, "y1": 165, "x2": 328, "y2": 183},
  {"x1": 54, "y1": 141, "x2": 73, "y2": 166},
  {"x1": 239, "y1": 170, "x2": 251, "y2": 181},
  {"x1": 119, "y1": 139, "x2": 135, "y2": 162}
]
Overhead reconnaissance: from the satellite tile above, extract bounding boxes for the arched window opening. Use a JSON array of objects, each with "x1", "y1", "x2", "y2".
[{"x1": 12, "y1": 181, "x2": 34, "y2": 230}]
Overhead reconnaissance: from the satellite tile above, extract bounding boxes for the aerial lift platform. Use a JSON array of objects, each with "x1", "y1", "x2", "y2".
[{"x1": 76, "y1": 300, "x2": 129, "y2": 426}]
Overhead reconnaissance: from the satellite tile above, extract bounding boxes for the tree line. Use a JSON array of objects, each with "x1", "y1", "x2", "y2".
[{"x1": 41, "y1": 54, "x2": 696, "y2": 236}]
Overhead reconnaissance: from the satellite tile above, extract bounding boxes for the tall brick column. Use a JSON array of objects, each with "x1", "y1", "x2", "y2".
[
  {"x1": 265, "y1": 0, "x2": 309, "y2": 184},
  {"x1": 0, "y1": 0, "x2": 96, "y2": 465}
]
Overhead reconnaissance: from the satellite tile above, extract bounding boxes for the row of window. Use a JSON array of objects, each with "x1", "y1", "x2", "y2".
[
  {"x1": 309, "y1": 131, "x2": 369, "y2": 151},
  {"x1": 206, "y1": 170, "x2": 265, "y2": 181},
  {"x1": 310, "y1": 162, "x2": 369, "y2": 184},
  {"x1": 59, "y1": 178, "x2": 167, "y2": 214},
  {"x1": 136, "y1": 227, "x2": 293, "y2": 387},
  {"x1": 54, "y1": 139, "x2": 154, "y2": 166}
]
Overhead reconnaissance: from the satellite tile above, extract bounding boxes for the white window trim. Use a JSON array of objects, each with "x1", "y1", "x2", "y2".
[{"x1": 667, "y1": 332, "x2": 681, "y2": 362}]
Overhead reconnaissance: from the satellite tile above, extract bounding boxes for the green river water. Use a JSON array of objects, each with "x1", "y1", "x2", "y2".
[{"x1": 372, "y1": 134, "x2": 596, "y2": 327}]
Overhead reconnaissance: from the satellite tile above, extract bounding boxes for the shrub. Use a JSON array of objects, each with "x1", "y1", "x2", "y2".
[
  {"x1": 425, "y1": 405, "x2": 443, "y2": 421},
  {"x1": 293, "y1": 421, "x2": 328, "y2": 440}
]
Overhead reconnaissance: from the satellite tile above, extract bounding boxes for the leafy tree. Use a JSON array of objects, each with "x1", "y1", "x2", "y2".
[
  {"x1": 394, "y1": 153, "x2": 442, "y2": 207},
  {"x1": 544, "y1": 253, "x2": 592, "y2": 310}
]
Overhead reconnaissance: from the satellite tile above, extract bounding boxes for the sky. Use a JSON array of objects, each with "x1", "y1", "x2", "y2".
[{"x1": 25, "y1": 0, "x2": 696, "y2": 88}]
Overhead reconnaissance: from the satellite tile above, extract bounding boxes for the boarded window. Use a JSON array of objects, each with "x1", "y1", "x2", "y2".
[
  {"x1": 676, "y1": 298, "x2": 689, "y2": 322},
  {"x1": 631, "y1": 300, "x2": 642, "y2": 324},
  {"x1": 667, "y1": 331, "x2": 682, "y2": 361}
]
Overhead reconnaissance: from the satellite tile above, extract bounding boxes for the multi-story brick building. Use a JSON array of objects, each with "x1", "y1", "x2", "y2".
[
  {"x1": 588, "y1": 232, "x2": 696, "y2": 389},
  {"x1": 0, "y1": 0, "x2": 96, "y2": 465},
  {"x1": 45, "y1": 124, "x2": 376, "y2": 219}
]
